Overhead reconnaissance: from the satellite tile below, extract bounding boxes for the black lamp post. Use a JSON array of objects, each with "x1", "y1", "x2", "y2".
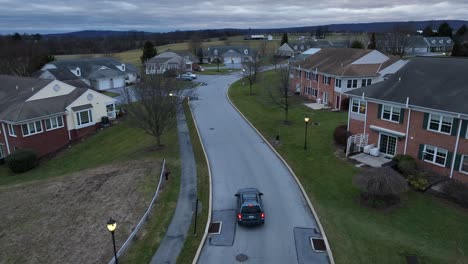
[
  {"x1": 304, "y1": 117, "x2": 309, "y2": 150},
  {"x1": 107, "y1": 218, "x2": 118, "y2": 264}
]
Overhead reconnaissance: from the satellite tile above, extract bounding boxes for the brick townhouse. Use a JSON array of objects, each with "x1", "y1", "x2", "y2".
[
  {"x1": 289, "y1": 48, "x2": 406, "y2": 110},
  {"x1": 346, "y1": 57, "x2": 468, "y2": 183},
  {"x1": 0, "y1": 75, "x2": 117, "y2": 160}
]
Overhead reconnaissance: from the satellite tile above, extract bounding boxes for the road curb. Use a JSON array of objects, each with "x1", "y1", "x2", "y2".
[
  {"x1": 225, "y1": 82, "x2": 335, "y2": 264},
  {"x1": 189, "y1": 99, "x2": 213, "y2": 264}
]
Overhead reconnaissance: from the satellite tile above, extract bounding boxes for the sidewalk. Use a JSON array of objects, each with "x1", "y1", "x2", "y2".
[{"x1": 150, "y1": 107, "x2": 197, "y2": 264}]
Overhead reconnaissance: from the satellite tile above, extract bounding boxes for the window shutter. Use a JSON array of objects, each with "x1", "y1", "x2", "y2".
[
  {"x1": 454, "y1": 154, "x2": 462, "y2": 171},
  {"x1": 377, "y1": 104, "x2": 382, "y2": 119},
  {"x1": 445, "y1": 151, "x2": 453, "y2": 168},
  {"x1": 418, "y1": 144, "x2": 424, "y2": 160},
  {"x1": 451, "y1": 118, "x2": 459, "y2": 136},
  {"x1": 422, "y1": 113, "x2": 429, "y2": 130},
  {"x1": 460, "y1": 120, "x2": 468, "y2": 138},
  {"x1": 399, "y1": 108, "x2": 405, "y2": 124}
]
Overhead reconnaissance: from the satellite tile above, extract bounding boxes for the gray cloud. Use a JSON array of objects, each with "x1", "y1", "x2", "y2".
[{"x1": 0, "y1": 0, "x2": 467, "y2": 33}]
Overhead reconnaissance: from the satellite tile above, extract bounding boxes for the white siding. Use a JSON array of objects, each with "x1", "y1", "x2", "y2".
[
  {"x1": 26, "y1": 80, "x2": 76, "y2": 101},
  {"x1": 66, "y1": 90, "x2": 116, "y2": 130}
]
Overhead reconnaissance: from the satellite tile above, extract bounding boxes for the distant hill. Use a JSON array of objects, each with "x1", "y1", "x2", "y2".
[{"x1": 43, "y1": 20, "x2": 467, "y2": 38}]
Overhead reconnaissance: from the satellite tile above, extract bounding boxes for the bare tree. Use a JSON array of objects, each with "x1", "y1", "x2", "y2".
[
  {"x1": 123, "y1": 73, "x2": 189, "y2": 147},
  {"x1": 242, "y1": 52, "x2": 264, "y2": 95},
  {"x1": 188, "y1": 33, "x2": 202, "y2": 57},
  {"x1": 266, "y1": 66, "x2": 291, "y2": 123},
  {"x1": 375, "y1": 26, "x2": 416, "y2": 58}
]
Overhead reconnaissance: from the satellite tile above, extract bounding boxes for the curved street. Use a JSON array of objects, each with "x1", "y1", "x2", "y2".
[{"x1": 190, "y1": 72, "x2": 330, "y2": 264}]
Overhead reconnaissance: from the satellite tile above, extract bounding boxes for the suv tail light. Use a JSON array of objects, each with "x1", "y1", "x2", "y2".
[
  {"x1": 237, "y1": 213, "x2": 242, "y2": 219},
  {"x1": 261, "y1": 213, "x2": 265, "y2": 219}
]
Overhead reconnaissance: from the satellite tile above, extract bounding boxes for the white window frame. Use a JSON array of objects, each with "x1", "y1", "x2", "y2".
[
  {"x1": 312, "y1": 73, "x2": 318, "y2": 81},
  {"x1": 21, "y1": 120, "x2": 43, "y2": 137},
  {"x1": 335, "y1": 79, "x2": 342, "y2": 88},
  {"x1": 8, "y1": 123, "x2": 16, "y2": 137},
  {"x1": 423, "y1": 145, "x2": 448, "y2": 167},
  {"x1": 45, "y1": 116, "x2": 64, "y2": 131},
  {"x1": 0, "y1": 143, "x2": 5, "y2": 158},
  {"x1": 76, "y1": 109, "x2": 94, "y2": 128},
  {"x1": 361, "y1": 78, "x2": 372, "y2": 87},
  {"x1": 381, "y1": 105, "x2": 401, "y2": 123},
  {"x1": 460, "y1": 155, "x2": 468, "y2": 174},
  {"x1": 311, "y1": 88, "x2": 318, "y2": 97},
  {"x1": 323, "y1": 75, "x2": 331, "y2": 85},
  {"x1": 347, "y1": 79, "x2": 358, "y2": 88},
  {"x1": 351, "y1": 98, "x2": 366, "y2": 115},
  {"x1": 427, "y1": 114, "x2": 453, "y2": 135},
  {"x1": 305, "y1": 71, "x2": 311, "y2": 80}
]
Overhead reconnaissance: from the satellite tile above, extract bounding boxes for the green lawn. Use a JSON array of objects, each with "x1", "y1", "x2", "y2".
[
  {"x1": 101, "y1": 91, "x2": 120, "y2": 98},
  {"x1": 176, "y1": 99, "x2": 210, "y2": 263},
  {"x1": 228, "y1": 71, "x2": 468, "y2": 264},
  {"x1": 0, "y1": 118, "x2": 182, "y2": 262}
]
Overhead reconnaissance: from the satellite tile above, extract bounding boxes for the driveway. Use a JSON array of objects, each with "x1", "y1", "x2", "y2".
[{"x1": 190, "y1": 73, "x2": 329, "y2": 263}]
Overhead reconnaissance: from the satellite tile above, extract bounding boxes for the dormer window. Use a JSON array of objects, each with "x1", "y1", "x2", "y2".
[
  {"x1": 121, "y1": 64, "x2": 125, "y2": 71},
  {"x1": 99, "y1": 66, "x2": 108, "y2": 70},
  {"x1": 76, "y1": 68, "x2": 81, "y2": 76}
]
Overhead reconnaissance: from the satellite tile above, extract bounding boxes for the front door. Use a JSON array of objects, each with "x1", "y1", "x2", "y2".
[
  {"x1": 0, "y1": 144, "x2": 5, "y2": 159},
  {"x1": 379, "y1": 133, "x2": 397, "y2": 156},
  {"x1": 335, "y1": 95, "x2": 340, "y2": 109},
  {"x1": 323, "y1": 92, "x2": 329, "y2": 105}
]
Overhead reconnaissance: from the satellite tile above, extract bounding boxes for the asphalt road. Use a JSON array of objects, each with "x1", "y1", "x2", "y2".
[{"x1": 190, "y1": 73, "x2": 329, "y2": 264}]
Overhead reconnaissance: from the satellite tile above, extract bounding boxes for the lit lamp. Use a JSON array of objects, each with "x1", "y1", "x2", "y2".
[
  {"x1": 107, "y1": 218, "x2": 118, "y2": 264},
  {"x1": 304, "y1": 117, "x2": 310, "y2": 150}
]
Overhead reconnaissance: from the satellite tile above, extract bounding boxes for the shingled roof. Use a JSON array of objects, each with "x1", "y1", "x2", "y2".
[
  {"x1": 48, "y1": 57, "x2": 136, "y2": 80},
  {"x1": 0, "y1": 75, "x2": 86, "y2": 122},
  {"x1": 346, "y1": 57, "x2": 468, "y2": 115},
  {"x1": 292, "y1": 48, "x2": 400, "y2": 77}
]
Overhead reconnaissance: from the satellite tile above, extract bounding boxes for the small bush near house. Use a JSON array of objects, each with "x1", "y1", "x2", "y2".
[
  {"x1": 393, "y1": 154, "x2": 417, "y2": 177},
  {"x1": 353, "y1": 166, "x2": 409, "y2": 208},
  {"x1": 441, "y1": 180, "x2": 468, "y2": 207},
  {"x1": 162, "y1": 69, "x2": 178, "y2": 78},
  {"x1": 333, "y1": 124, "x2": 350, "y2": 146},
  {"x1": 5, "y1": 149, "x2": 38, "y2": 173},
  {"x1": 408, "y1": 175, "x2": 429, "y2": 191}
]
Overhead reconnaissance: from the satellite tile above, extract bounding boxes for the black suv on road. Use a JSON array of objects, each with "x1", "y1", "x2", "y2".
[{"x1": 235, "y1": 188, "x2": 265, "y2": 226}]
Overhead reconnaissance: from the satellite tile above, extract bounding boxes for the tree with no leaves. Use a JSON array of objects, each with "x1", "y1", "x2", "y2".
[
  {"x1": 375, "y1": 26, "x2": 415, "y2": 58},
  {"x1": 266, "y1": 65, "x2": 291, "y2": 123},
  {"x1": 368, "y1": 33, "x2": 376, "y2": 49},
  {"x1": 242, "y1": 52, "x2": 264, "y2": 95},
  {"x1": 354, "y1": 166, "x2": 408, "y2": 207},
  {"x1": 123, "y1": 73, "x2": 189, "y2": 147}
]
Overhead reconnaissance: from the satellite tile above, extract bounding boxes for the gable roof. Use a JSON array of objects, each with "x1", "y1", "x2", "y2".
[
  {"x1": 146, "y1": 50, "x2": 196, "y2": 64},
  {"x1": 48, "y1": 58, "x2": 136, "y2": 80},
  {"x1": 346, "y1": 57, "x2": 468, "y2": 115},
  {"x1": 0, "y1": 75, "x2": 86, "y2": 122},
  {"x1": 205, "y1": 46, "x2": 255, "y2": 57},
  {"x1": 293, "y1": 48, "x2": 399, "y2": 76}
]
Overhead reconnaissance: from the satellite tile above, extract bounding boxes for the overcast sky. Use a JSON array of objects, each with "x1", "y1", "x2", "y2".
[{"x1": 0, "y1": 0, "x2": 467, "y2": 34}]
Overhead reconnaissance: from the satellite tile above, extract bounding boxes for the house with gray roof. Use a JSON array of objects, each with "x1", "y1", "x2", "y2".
[
  {"x1": 0, "y1": 75, "x2": 117, "y2": 159},
  {"x1": 145, "y1": 50, "x2": 199, "y2": 75},
  {"x1": 204, "y1": 46, "x2": 255, "y2": 65},
  {"x1": 290, "y1": 48, "x2": 406, "y2": 110},
  {"x1": 278, "y1": 39, "x2": 348, "y2": 57},
  {"x1": 38, "y1": 58, "x2": 139, "y2": 91},
  {"x1": 345, "y1": 57, "x2": 468, "y2": 183},
  {"x1": 391, "y1": 36, "x2": 454, "y2": 57}
]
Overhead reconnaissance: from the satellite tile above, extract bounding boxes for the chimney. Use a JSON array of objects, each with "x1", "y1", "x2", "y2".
[{"x1": 32, "y1": 87, "x2": 34, "y2": 92}]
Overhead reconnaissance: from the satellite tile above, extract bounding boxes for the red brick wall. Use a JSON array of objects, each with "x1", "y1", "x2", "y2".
[
  {"x1": 2, "y1": 117, "x2": 70, "y2": 158},
  {"x1": 289, "y1": 69, "x2": 342, "y2": 108},
  {"x1": 70, "y1": 123, "x2": 100, "y2": 141},
  {"x1": 350, "y1": 101, "x2": 468, "y2": 183}
]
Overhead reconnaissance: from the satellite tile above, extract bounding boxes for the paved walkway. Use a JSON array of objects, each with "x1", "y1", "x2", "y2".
[{"x1": 150, "y1": 107, "x2": 197, "y2": 264}]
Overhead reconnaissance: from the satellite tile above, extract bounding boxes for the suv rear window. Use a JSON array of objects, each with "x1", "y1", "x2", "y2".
[{"x1": 241, "y1": 205, "x2": 261, "y2": 214}]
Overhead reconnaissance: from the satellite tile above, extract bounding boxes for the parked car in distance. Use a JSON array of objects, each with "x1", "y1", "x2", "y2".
[
  {"x1": 183, "y1": 72, "x2": 197, "y2": 79},
  {"x1": 176, "y1": 74, "x2": 193, "y2": 81},
  {"x1": 235, "y1": 188, "x2": 265, "y2": 226}
]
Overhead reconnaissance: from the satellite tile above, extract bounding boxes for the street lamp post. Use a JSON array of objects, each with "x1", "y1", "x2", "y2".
[
  {"x1": 107, "y1": 218, "x2": 118, "y2": 264},
  {"x1": 304, "y1": 117, "x2": 309, "y2": 150}
]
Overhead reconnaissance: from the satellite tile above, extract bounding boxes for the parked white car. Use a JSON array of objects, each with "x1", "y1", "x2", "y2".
[{"x1": 182, "y1": 72, "x2": 197, "y2": 79}]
